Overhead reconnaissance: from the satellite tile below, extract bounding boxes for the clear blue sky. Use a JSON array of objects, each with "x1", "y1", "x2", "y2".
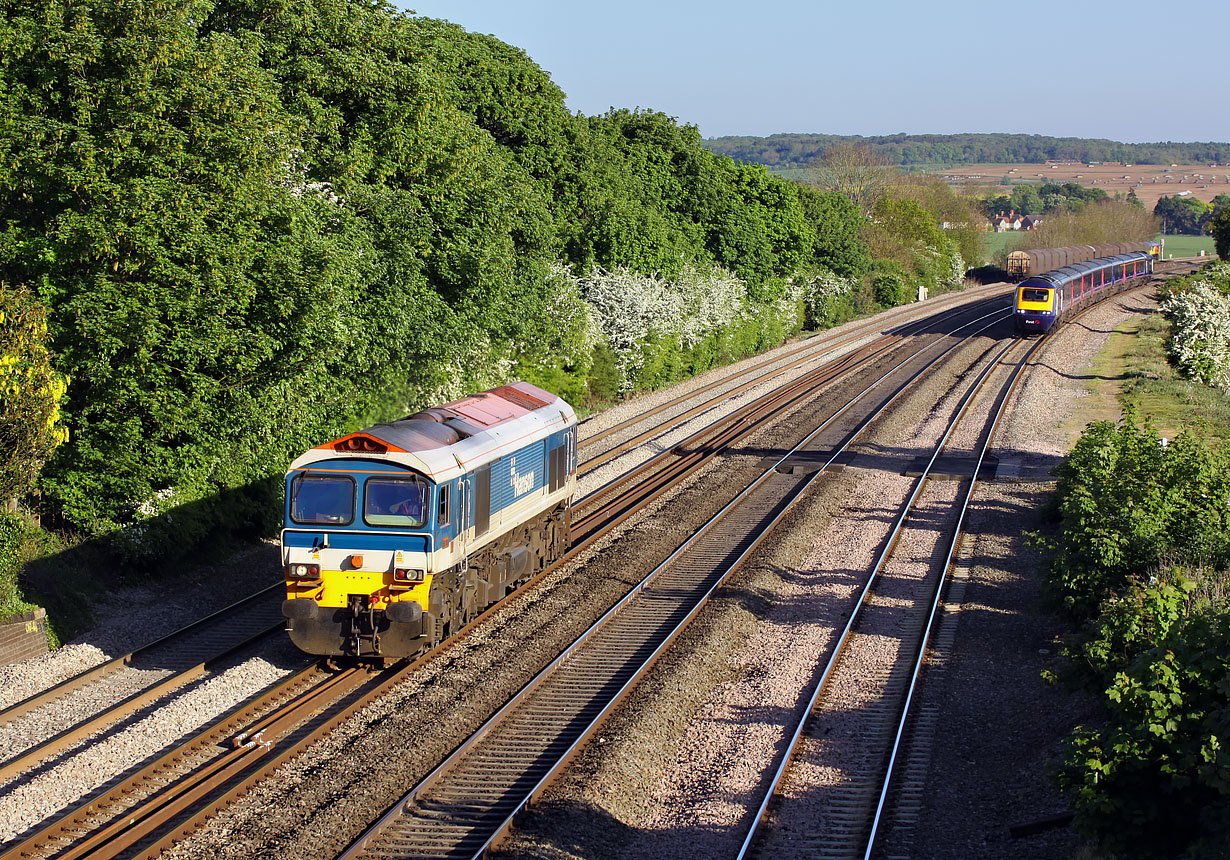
[{"x1": 399, "y1": 1, "x2": 1227, "y2": 143}]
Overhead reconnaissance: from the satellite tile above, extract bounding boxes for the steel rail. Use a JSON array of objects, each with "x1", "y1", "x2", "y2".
[
  {"x1": 736, "y1": 275, "x2": 1172, "y2": 858},
  {"x1": 855, "y1": 276, "x2": 1182, "y2": 858},
  {"x1": 860, "y1": 336, "x2": 1044, "y2": 860},
  {"x1": 570, "y1": 301, "x2": 1012, "y2": 548},
  {"x1": 337, "y1": 310, "x2": 1013, "y2": 860},
  {"x1": 0, "y1": 618, "x2": 284, "y2": 786},
  {"x1": 735, "y1": 336, "x2": 1021, "y2": 860},
  {"x1": 0, "y1": 582, "x2": 283, "y2": 726},
  {"x1": 579, "y1": 284, "x2": 1013, "y2": 466},
  {"x1": 3, "y1": 291, "x2": 1015, "y2": 860},
  {"x1": 0, "y1": 661, "x2": 331, "y2": 860}
]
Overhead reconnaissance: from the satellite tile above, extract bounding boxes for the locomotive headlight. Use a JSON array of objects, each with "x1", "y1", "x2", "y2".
[
  {"x1": 393, "y1": 568, "x2": 425, "y2": 582},
  {"x1": 286, "y1": 563, "x2": 321, "y2": 580}
]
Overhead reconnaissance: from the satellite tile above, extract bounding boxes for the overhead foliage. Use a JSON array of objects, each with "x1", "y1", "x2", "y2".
[{"x1": 1, "y1": 0, "x2": 880, "y2": 566}]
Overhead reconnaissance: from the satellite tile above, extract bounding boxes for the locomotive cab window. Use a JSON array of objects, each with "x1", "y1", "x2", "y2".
[
  {"x1": 1021, "y1": 288, "x2": 1051, "y2": 303},
  {"x1": 365, "y1": 477, "x2": 430, "y2": 528},
  {"x1": 290, "y1": 474, "x2": 355, "y2": 525},
  {"x1": 437, "y1": 484, "x2": 451, "y2": 527}
]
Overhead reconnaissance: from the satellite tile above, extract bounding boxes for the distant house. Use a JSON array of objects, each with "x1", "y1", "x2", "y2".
[
  {"x1": 1020, "y1": 215, "x2": 1040, "y2": 231},
  {"x1": 990, "y1": 210, "x2": 1030, "y2": 232}
]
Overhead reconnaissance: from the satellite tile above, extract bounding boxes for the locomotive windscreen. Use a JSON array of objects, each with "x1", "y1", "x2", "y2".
[{"x1": 290, "y1": 474, "x2": 355, "y2": 525}]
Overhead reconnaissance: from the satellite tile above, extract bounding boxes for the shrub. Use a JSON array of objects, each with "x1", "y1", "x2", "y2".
[
  {"x1": 1049, "y1": 414, "x2": 1230, "y2": 616},
  {"x1": 1162, "y1": 280, "x2": 1230, "y2": 391},
  {"x1": 871, "y1": 260, "x2": 911, "y2": 308},
  {"x1": 0, "y1": 287, "x2": 68, "y2": 505},
  {"x1": 0, "y1": 512, "x2": 36, "y2": 618},
  {"x1": 798, "y1": 268, "x2": 864, "y2": 330},
  {"x1": 1057, "y1": 596, "x2": 1230, "y2": 860}
]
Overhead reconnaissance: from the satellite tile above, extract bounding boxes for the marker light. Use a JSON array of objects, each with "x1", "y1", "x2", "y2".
[
  {"x1": 286, "y1": 563, "x2": 321, "y2": 580},
  {"x1": 394, "y1": 568, "x2": 425, "y2": 582}
]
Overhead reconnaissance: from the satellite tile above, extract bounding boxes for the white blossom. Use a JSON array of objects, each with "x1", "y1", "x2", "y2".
[
  {"x1": 1161, "y1": 280, "x2": 1230, "y2": 391},
  {"x1": 277, "y1": 147, "x2": 343, "y2": 206},
  {"x1": 581, "y1": 264, "x2": 751, "y2": 390}
]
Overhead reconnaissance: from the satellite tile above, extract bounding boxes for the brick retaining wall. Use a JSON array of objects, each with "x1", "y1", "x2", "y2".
[{"x1": 0, "y1": 608, "x2": 49, "y2": 665}]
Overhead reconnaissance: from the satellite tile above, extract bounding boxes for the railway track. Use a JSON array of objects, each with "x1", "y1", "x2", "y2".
[
  {"x1": 2, "y1": 287, "x2": 1008, "y2": 856},
  {"x1": 570, "y1": 292, "x2": 1014, "y2": 549},
  {"x1": 577, "y1": 281, "x2": 1013, "y2": 469},
  {"x1": 0, "y1": 585, "x2": 286, "y2": 787},
  {"x1": 734, "y1": 271, "x2": 1204, "y2": 858},
  {"x1": 0, "y1": 285, "x2": 1011, "y2": 860},
  {"x1": 738, "y1": 332, "x2": 1040, "y2": 859},
  {"x1": 334, "y1": 307, "x2": 1014, "y2": 859},
  {"x1": 6, "y1": 265, "x2": 1206, "y2": 859}
]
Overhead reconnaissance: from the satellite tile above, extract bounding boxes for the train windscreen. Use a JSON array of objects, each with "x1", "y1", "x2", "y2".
[
  {"x1": 290, "y1": 474, "x2": 355, "y2": 525},
  {"x1": 365, "y1": 477, "x2": 430, "y2": 527}
]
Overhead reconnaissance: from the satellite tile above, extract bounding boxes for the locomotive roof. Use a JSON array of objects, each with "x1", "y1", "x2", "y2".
[{"x1": 287, "y1": 381, "x2": 577, "y2": 482}]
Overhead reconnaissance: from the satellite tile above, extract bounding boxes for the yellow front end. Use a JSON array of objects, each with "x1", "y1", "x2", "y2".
[{"x1": 281, "y1": 547, "x2": 434, "y2": 658}]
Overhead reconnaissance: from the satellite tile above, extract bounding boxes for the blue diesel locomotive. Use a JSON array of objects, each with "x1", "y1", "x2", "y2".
[
  {"x1": 1013, "y1": 250, "x2": 1154, "y2": 335},
  {"x1": 280, "y1": 382, "x2": 577, "y2": 660}
]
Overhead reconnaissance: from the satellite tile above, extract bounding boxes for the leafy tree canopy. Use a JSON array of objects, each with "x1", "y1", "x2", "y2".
[
  {"x1": 0, "y1": 0, "x2": 854, "y2": 562},
  {"x1": 1154, "y1": 194, "x2": 1215, "y2": 235}
]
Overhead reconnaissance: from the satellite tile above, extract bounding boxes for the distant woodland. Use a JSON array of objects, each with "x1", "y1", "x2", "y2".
[{"x1": 703, "y1": 133, "x2": 1230, "y2": 169}]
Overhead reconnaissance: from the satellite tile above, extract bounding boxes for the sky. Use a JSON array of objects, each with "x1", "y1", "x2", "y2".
[{"x1": 399, "y1": 0, "x2": 1228, "y2": 144}]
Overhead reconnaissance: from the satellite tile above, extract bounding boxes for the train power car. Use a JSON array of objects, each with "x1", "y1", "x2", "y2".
[
  {"x1": 280, "y1": 382, "x2": 578, "y2": 660},
  {"x1": 1006, "y1": 240, "x2": 1161, "y2": 281},
  {"x1": 1013, "y1": 250, "x2": 1154, "y2": 334}
]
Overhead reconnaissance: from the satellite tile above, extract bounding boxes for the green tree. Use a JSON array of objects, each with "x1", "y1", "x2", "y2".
[
  {"x1": 863, "y1": 194, "x2": 964, "y2": 297},
  {"x1": 0, "y1": 287, "x2": 67, "y2": 506},
  {"x1": 795, "y1": 186, "x2": 871, "y2": 279},
  {"x1": 1155, "y1": 195, "x2": 1214, "y2": 235},
  {"x1": 1010, "y1": 184, "x2": 1042, "y2": 215},
  {"x1": 1210, "y1": 206, "x2": 1230, "y2": 260}
]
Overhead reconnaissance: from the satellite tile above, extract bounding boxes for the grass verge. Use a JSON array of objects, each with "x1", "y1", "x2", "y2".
[{"x1": 1091, "y1": 294, "x2": 1230, "y2": 442}]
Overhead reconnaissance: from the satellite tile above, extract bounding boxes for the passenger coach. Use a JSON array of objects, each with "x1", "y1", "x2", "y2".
[
  {"x1": 280, "y1": 382, "x2": 577, "y2": 660},
  {"x1": 1013, "y1": 251, "x2": 1153, "y2": 335}
]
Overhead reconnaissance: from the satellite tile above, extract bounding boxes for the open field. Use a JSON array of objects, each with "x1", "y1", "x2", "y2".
[
  {"x1": 936, "y1": 162, "x2": 1230, "y2": 209},
  {"x1": 1158, "y1": 234, "x2": 1217, "y2": 258},
  {"x1": 978, "y1": 232, "x2": 1218, "y2": 267}
]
